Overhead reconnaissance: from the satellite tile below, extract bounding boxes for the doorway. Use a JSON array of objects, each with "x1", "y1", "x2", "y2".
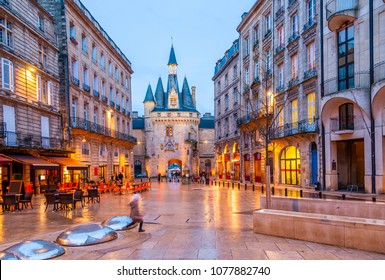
[{"x1": 337, "y1": 140, "x2": 364, "y2": 190}]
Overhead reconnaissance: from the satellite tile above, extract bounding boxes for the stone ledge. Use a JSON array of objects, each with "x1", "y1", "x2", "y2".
[{"x1": 253, "y1": 209, "x2": 385, "y2": 254}]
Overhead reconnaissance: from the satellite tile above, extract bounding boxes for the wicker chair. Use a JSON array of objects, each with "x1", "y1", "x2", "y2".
[
  {"x1": 59, "y1": 193, "x2": 74, "y2": 211},
  {"x1": 73, "y1": 190, "x2": 84, "y2": 208},
  {"x1": 87, "y1": 189, "x2": 100, "y2": 203},
  {"x1": 44, "y1": 193, "x2": 60, "y2": 211},
  {"x1": 1, "y1": 194, "x2": 19, "y2": 212},
  {"x1": 19, "y1": 192, "x2": 33, "y2": 210}
]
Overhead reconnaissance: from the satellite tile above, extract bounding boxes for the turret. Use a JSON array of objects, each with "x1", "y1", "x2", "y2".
[{"x1": 143, "y1": 84, "x2": 155, "y2": 117}]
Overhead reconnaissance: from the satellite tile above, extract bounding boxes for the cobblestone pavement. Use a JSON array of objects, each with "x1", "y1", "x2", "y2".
[{"x1": 1, "y1": 182, "x2": 385, "y2": 260}]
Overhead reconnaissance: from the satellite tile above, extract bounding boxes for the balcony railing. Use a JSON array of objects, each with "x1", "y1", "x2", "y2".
[
  {"x1": 276, "y1": 85, "x2": 285, "y2": 93},
  {"x1": 101, "y1": 95, "x2": 108, "y2": 103},
  {"x1": 287, "y1": 77, "x2": 300, "y2": 88},
  {"x1": 0, "y1": 122, "x2": 6, "y2": 138},
  {"x1": 71, "y1": 76, "x2": 79, "y2": 86},
  {"x1": 304, "y1": 68, "x2": 317, "y2": 80},
  {"x1": 2, "y1": 131, "x2": 62, "y2": 149},
  {"x1": 288, "y1": 0, "x2": 297, "y2": 8},
  {"x1": 326, "y1": 0, "x2": 359, "y2": 31},
  {"x1": 70, "y1": 117, "x2": 136, "y2": 144},
  {"x1": 275, "y1": 44, "x2": 285, "y2": 55},
  {"x1": 275, "y1": 5, "x2": 285, "y2": 19},
  {"x1": 93, "y1": 90, "x2": 99, "y2": 98},
  {"x1": 330, "y1": 115, "x2": 363, "y2": 132},
  {"x1": 288, "y1": 32, "x2": 299, "y2": 45},
  {"x1": 122, "y1": 108, "x2": 126, "y2": 114},
  {"x1": 110, "y1": 100, "x2": 115, "y2": 107},
  {"x1": 83, "y1": 84, "x2": 90, "y2": 92},
  {"x1": 272, "y1": 118, "x2": 319, "y2": 139},
  {"x1": 116, "y1": 104, "x2": 121, "y2": 111},
  {"x1": 82, "y1": 148, "x2": 90, "y2": 155},
  {"x1": 303, "y1": 18, "x2": 316, "y2": 33}
]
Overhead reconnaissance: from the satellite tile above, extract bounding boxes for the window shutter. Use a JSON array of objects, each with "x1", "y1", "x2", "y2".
[
  {"x1": 36, "y1": 75, "x2": 41, "y2": 101},
  {"x1": 1, "y1": 58, "x2": 14, "y2": 91},
  {"x1": 47, "y1": 81, "x2": 53, "y2": 105}
]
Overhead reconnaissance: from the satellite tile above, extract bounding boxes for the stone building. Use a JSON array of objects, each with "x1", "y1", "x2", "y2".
[
  {"x1": 235, "y1": 0, "x2": 320, "y2": 187},
  {"x1": 0, "y1": 0, "x2": 62, "y2": 194},
  {"x1": 320, "y1": 0, "x2": 385, "y2": 193},
  {"x1": 132, "y1": 45, "x2": 214, "y2": 178},
  {"x1": 39, "y1": 0, "x2": 135, "y2": 183},
  {"x1": 213, "y1": 39, "x2": 242, "y2": 181}
]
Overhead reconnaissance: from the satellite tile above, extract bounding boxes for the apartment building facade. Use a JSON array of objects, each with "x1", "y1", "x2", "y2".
[
  {"x1": 235, "y1": 0, "x2": 320, "y2": 187},
  {"x1": 40, "y1": 0, "x2": 136, "y2": 183},
  {"x1": 321, "y1": 0, "x2": 385, "y2": 193},
  {"x1": 0, "y1": 0, "x2": 62, "y2": 194},
  {"x1": 213, "y1": 39, "x2": 241, "y2": 181}
]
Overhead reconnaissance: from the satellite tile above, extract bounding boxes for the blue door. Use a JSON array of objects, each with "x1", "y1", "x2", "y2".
[{"x1": 311, "y1": 144, "x2": 318, "y2": 184}]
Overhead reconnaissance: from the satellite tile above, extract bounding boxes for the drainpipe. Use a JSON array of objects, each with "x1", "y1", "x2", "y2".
[
  {"x1": 369, "y1": 0, "x2": 376, "y2": 194},
  {"x1": 320, "y1": 0, "x2": 326, "y2": 190}
]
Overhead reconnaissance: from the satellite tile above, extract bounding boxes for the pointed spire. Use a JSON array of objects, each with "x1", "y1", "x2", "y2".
[
  {"x1": 155, "y1": 77, "x2": 165, "y2": 108},
  {"x1": 181, "y1": 77, "x2": 194, "y2": 108},
  {"x1": 168, "y1": 44, "x2": 178, "y2": 65},
  {"x1": 143, "y1": 84, "x2": 155, "y2": 103}
]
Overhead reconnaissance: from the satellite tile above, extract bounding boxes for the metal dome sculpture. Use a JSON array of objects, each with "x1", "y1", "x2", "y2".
[
  {"x1": 56, "y1": 223, "x2": 117, "y2": 246},
  {"x1": 0, "y1": 240, "x2": 65, "y2": 260},
  {"x1": 102, "y1": 216, "x2": 138, "y2": 231}
]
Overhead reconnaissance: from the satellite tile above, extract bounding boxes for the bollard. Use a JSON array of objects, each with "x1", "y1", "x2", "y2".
[
  {"x1": 261, "y1": 185, "x2": 264, "y2": 193},
  {"x1": 372, "y1": 197, "x2": 376, "y2": 202},
  {"x1": 342, "y1": 194, "x2": 346, "y2": 200},
  {"x1": 245, "y1": 184, "x2": 247, "y2": 191},
  {"x1": 300, "y1": 190, "x2": 303, "y2": 198},
  {"x1": 238, "y1": 183, "x2": 240, "y2": 190},
  {"x1": 252, "y1": 184, "x2": 255, "y2": 191},
  {"x1": 284, "y1": 188, "x2": 288, "y2": 197},
  {"x1": 272, "y1": 187, "x2": 275, "y2": 195},
  {"x1": 318, "y1": 191, "x2": 322, "y2": 199}
]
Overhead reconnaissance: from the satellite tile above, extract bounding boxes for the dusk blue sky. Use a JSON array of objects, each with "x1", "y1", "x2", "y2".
[{"x1": 81, "y1": 0, "x2": 256, "y2": 116}]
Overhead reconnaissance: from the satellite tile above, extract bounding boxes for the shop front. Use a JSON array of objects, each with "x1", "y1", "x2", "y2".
[
  {"x1": 45, "y1": 156, "x2": 88, "y2": 184},
  {"x1": 0, "y1": 156, "x2": 11, "y2": 195}
]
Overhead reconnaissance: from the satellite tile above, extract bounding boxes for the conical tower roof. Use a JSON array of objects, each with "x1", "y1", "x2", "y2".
[
  {"x1": 143, "y1": 84, "x2": 155, "y2": 103},
  {"x1": 168, "y1": 44, "x2": 178, "y2": 65},
  {"x1": 181, "y1": 77, "x2": 194, "y2": 108},
  {"x1": 155, "y1": 77, "x2": 165, "y2": 108}
]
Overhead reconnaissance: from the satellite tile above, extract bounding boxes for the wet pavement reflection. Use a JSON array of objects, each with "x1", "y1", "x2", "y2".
[{"x1": 0, "y1": 182, "x2": 384, "y2": 260}]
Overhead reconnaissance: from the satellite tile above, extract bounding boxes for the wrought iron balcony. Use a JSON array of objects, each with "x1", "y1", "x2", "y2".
[
  {"x1": 275, "y1": 44, "x2": 285, "y2": 55},
  {"x1": 0, "y1": 122, "x2": 6, "y2": 138},
  {"x1": 122, "y1": 108, "x2": 126, "y2": 114},
  {"x1": 287, "y1": 77, "x2": 300, "y2": 88},
  {"x1": 326, "y1": 0, "x2": 358, "y2": 31},
  {"x1": 303, "y1": 18, "x2": 316, "y2": 33},
  {"x1": 101, "y1": 95, "x2": 108, "y2": 103},
  {"x1": 288, "y1": 32, "x2": 299, "y2": 45},
  {"x1": 110, "y1": 100, "x2": 115, "y2": 107},
  {"x1": 116, "y1": 104, "x2": 121, "y2": 111},
  {"x1": 288, "y1": 0, "x2": 297, "y2": 8},
  {"x1": 83, "y1": 84, "x2": 90, "y2": 92},
  {"x1": 93, "y1": 90, "x2": 99, "y2": 98},
  {"x1": 275, "y1": 5, "x2": 285, "y2": 20},
  {"x1": 272, "y1": 118, "x2": 319, "y2": 139},
  {"x1": 71, "y1": 76, "x2": 79, "y2": 86},
  {"x1": 2, "y1": 131, "x2": 62, "y2": 150},
  {"x1": 304, "y1": 68, "x2": 317, "y2": 80},
  {"x1": 276, "y1": 85, "x2": 285, "y2": 93},
  {"x1": 70, "y1": 117, "x2": 136, "y2": 144},
  {"x1": 330, "y1": 115, "x2": 360, "y2": 133},
  {"x1": 264, "y1": 29, "x2": 272, "y2": 40}
]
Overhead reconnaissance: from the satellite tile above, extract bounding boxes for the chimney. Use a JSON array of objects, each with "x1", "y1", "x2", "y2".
[
  {"x1": 132, "y1": 111, "x2": 139, "y2": 118},
  {"x1": 191, "y1": 86, "x2": 196, "y2": 107}
]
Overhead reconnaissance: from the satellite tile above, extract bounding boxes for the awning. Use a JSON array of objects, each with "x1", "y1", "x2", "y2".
[
  {"x1": 0, "y1": 156, "x2": 11, "y2": 165},
  {"x1": 4, "y1": 154, "x2": 59, "y2": 170},
  {"x1": 47, "y1": 157, "x2": 88, "y2": 170}
]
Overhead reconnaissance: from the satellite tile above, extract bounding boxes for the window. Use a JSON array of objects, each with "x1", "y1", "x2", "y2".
[
  {"x1": 83, "y1": 67, "x2": 89, "y2": 86},
  {"x1": 245, "y1": 67, "x2": 250, "y2": 85},
  {"x1": 225, "y1": 74, "x2": 228, "y2": 87},
  {"x1": 225, "y1": 94, "x2": 229, "y2": 110},
  {"x1": 115, "y1": 67, "x2": 119, "y2": 81},
  {"x1": 217, "y1": 121, "x2": 221, "y2": 138},
  {"x1": 339, "y1": 103, "x2": 354, "y2": 130},
  {"x1": 266, "y1": 50, "x2": 271, "y2": 73},
  {"x1": 225, "y1": 118, "x2": 229, "y2": 135},
  {"x1": 307, "y1": 92, "x2": 316, "y2": 123},
  {"x1": 233, "y1": 87, "x2": 238, "y2": 104},
  {"x1": 233, "y1": 113, "x2": 238, "y2": 131},
  {"x1": 72, "y1": 99, "x2": 77, "y2": 118},
  {"x1": 116, "y1": 91, "x2": 120, "y2": 106},
  {"x1": 37, "y1": 16, "x2": 44, "y2": 31},
  {"x1": 3, "y1": 105, "x2": 16, "y2": 146},
  {"x1": 291, "y1": 13, "x2": 299, "y2": 37},
  {"x1": 110, "y1": 87, "x2": 115, "y2": 103},
  {"x1": 246, "y1": 101, "x2": 251, "y2": 116},
  {"x1": 126, "y1": 98, "x2": 129, "y2": 112},
  {"x1": 278, "y1": 25, "x2": 284, "y2": 46},
  {"x1": 102, "y1": 111, "x2": 106, "y2": 127},
  {"x1": 84, "y1": 104, "x2": 88, "y2": 121},
  {"x1": 233, "y1": 65, "x2": 238, "y2": 80},
  {"x1": 253, "y1": 25, "x2": 259, "y2": 44},
  {"x1": 125, "y1": 77, "x2": 129, "y2": 89},
  {"x1": 278, "y1": 105, "x2": 284, "y2": 127},
  {"x1": 100, "y1": 53, "x2": 105, "y2": 69},
  {"x1": 338, "y1": 25, "x2": 354, "y2": 91},
  {"x1": 217, "y1": 81, "x2": 221, "y2": 94},
  {"x1": 1, "y1": 58, "x2": 14, "y2": 91},
  {"x1": 244, "y1": 37, "x2": 250, "y2": 56},
  {"x1": 291, "y1": 99, "x2": 298, "y2": 124},
  {"x1": 92, "y1": 44, "x2": 97, "y2": 62},
  {"x1": 265, "y1": 13, "x2": 271, "y2": 34},
  {"x1": 81, "y1": 34, "x2": 87, "y2": 53},
  {"x1": 93, "y1": 74, "x2": 98, "y2": 92},
  {"x1": 122, "y1": 95, "x2": 125, "y2": 110},
  {"x1": 0, "y1": 18, "x2": 13, "y2": 48},
  {"x1": 101, "y1": 79, "x2": 106, "y2": 97},
  {"x1": 308, "y1": 0, "x2": 316, "y2": 24},
  {"x1": 280, "y1": 146, "x2": 301, "y2": 185},
  {"x1": 71, "y1": 58, "x2": 78, "y2": 80},
  {"x1": 291, "y1": 53, "x2": 298, "y2": 79},
  {"x1": 109, "y1": 61, "x2": 113, "y2": 76},
  {"x1": 217, "y1": 99, "x2": 221, "y2": 115},
  {"x1": 36, "y1": 75, "x2": 53, "y2": 105},
  {"x1": 278, "y1": 64, "x2": 284, "y2": 87},
  {"x1": 254, "y1": 60, "x2": 259, "y2": 81},
  {"x1": 93, "y1": 108, "x2": 98, "y2": 124},
  {"x1": 41, "y1": 116, "x2": 50, "y2": 148},
  {"x1": 69, "y1": 22, "x2": 76, "y2": 40},
  {"x1": 166, "y1": 126, "x2": 173, "y2": 137},
  {"x1": 307, "y1": 42, "x2": 316, "y2": 70},
  {"x1": 39, "y1": 44, "x2": 47, "y2": 67}
]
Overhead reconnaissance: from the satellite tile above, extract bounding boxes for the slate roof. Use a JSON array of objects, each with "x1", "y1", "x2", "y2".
[
  {"x1": 199, "y1": 117, "x2": 215, "y2": 129},
  {"x1": 143, "y1": 84, "x2": 155, "y2": 103},
  {"x1": 132, "y1": 118, "x2": 145, "y2": 129},
  {"x1": 168, "y1": 44, "x2": 178, "y2": 65}
]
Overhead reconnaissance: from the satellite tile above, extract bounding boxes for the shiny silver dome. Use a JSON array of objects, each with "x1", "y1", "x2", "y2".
[
  {"x1": 0, "y1": 240, "x2": 65, "y2": 260},
  {"x1": 102, "y1": 216, "x2": 137, "y2": 231},
  {"x1": 56, "y1": 223, "x2": 118, "y2": 246},
  {"x1": 0, "y1": 251, "x2": 20, "y2": 260}
]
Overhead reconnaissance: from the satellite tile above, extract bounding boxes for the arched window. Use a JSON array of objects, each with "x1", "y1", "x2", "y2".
[{"x1": 280, "y1": 146, "x2": 301, "y2": 185}]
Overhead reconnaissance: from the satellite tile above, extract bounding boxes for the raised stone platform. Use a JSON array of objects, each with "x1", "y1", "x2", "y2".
[{"x1": 253, "y1": 209, "x2": 385, "y2": 254}]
